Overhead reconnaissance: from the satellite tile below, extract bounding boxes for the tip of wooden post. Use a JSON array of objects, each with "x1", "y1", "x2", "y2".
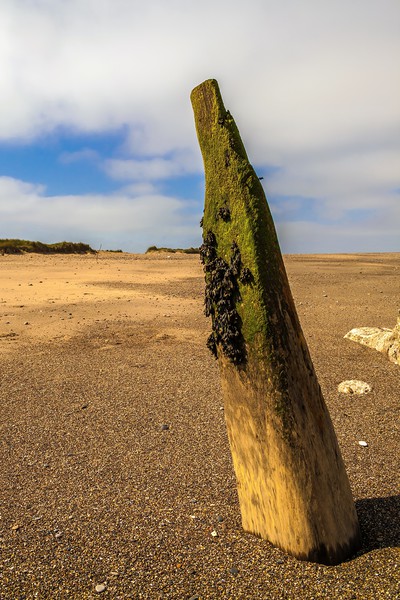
[
  {"x1": 190, "y1": 79, "x2": 226, "y2": 140},
  {"x1": 190, "y1": 78, "x2": 219, "y2": 97}
]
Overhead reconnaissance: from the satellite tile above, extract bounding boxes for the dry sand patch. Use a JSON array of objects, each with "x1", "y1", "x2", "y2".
[{"x1": 0, "y1": 252, "x2": 204, "y2": 350}]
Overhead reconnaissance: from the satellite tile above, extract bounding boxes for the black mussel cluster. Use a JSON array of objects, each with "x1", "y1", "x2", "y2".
[{"x1": 200, "y1": 230, "x2": 253, "y2": 365}]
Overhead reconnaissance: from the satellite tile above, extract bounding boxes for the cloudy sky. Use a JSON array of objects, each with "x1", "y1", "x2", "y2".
[{"x1": 0, "y1": 0, "x2": 399, "y2": 253}]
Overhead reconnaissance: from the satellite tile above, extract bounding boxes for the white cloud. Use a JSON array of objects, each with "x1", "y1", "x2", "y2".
[
  {"x1": 264, "y1": 146, "x2": 400, "y2": 219},
  {"x1": 0, "y1": 177, "x2": 46, "y2": 212},
  {"x1": 2, "y1": 0, "x2": 398, "y2": 151},
  {"x1": 118, "y1": 182, "x2": 160, "y2": 196},
  {"x1": 277, "y1": 211, "x2": 400, "y2": 254},
  {"x1": 0, "y1": 176, "x2": 201, "y2": 252},
  {"x1": 104, "y1": 149, "x2": 202, "y2": 181},
  {"x1": 0, "y1": 0, "x2": 399, "y2": 252}
]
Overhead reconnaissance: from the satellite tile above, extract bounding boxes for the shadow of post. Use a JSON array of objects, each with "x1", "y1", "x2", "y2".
[{"x1": 355, "y1": 495, "x2": 400, "y2": 554}]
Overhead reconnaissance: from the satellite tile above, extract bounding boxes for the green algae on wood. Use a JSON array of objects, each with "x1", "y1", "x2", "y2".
[{"x1": 191, "y1": 79, "x2": 361, "y2": 565}]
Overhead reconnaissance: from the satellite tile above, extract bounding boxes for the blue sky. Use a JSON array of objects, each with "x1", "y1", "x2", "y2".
[{"x1": 0, "y1": 0, "x2": 399, "y2": 253}]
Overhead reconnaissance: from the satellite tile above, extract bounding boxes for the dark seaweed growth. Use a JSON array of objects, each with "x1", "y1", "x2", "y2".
[
  {"x1": 224, "y1": 150, "x2": 231, "y2": 168},
  {"x1": 240, "y1": 266, "x2": 254, "y2": 285},
  {"x1": 218, "y1": 109, "x2": 231, "y2": 127},
  {"x1": 206, "y1": 332, "x2": 218, "y2": 358},
  {"x1": 230, "y1": 241, "x2": 241, "y2": 277},
  {"x1": 199, "y1": 231, "x2": 217, "y2": 264},
  {"x1": 217, "y1": 206, "x2": 231, "y2": 222},
  {"x1": 200, "y1": 231, "x2": 246, "y2": 364},
  {"x1": 199, "y1": 217, "x2": 204, "y2": 228}
]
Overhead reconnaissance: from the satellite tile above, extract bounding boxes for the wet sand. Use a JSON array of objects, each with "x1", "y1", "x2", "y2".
[{"x1": 0, "y1": 252, "x2": 399, "y2": 598}]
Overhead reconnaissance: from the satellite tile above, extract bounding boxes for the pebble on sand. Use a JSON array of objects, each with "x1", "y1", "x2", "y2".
[
  {"x1": 95, "y1": 583, "x2": 107, "y2": 593},
  {"x1": 358, "y1": 440, "x2": 369, "y2": 447}
]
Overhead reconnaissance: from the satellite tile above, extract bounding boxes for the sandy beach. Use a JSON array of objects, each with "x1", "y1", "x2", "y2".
[{"x1": 0, "y1": 251, "x2": 399, "y2": 599}]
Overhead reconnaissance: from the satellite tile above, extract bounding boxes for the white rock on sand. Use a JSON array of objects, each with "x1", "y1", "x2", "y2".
[{"x1": 344, "y1": 314, "x2": 400, "y2": 366}]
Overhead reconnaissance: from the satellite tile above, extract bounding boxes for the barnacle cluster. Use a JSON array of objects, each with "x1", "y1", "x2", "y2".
[{"x1": 200, "y1": 230, "x2": 253, "y2": 365}]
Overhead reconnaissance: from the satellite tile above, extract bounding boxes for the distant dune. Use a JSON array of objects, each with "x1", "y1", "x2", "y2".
[
  {"x1": 146, "y1": 244, "x2": 200, "y2": 254},
  {"x1": 0, "y1": 239, "x2": 95, "y2": 254}
]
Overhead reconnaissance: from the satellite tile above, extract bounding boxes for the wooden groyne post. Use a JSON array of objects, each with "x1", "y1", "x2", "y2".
[{"x1": 191, "y1": 79, "x2": 360, "y2": 565}]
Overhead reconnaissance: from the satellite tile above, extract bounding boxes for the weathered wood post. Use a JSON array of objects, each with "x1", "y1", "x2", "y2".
[{"x1": 191, "y1": 79, "x2": 360, "y2": 565}]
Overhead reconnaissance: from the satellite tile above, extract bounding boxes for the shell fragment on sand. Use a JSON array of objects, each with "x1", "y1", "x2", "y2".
[{"x1": 338, "y1": 380, "x2": 372, "y2": 395}]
